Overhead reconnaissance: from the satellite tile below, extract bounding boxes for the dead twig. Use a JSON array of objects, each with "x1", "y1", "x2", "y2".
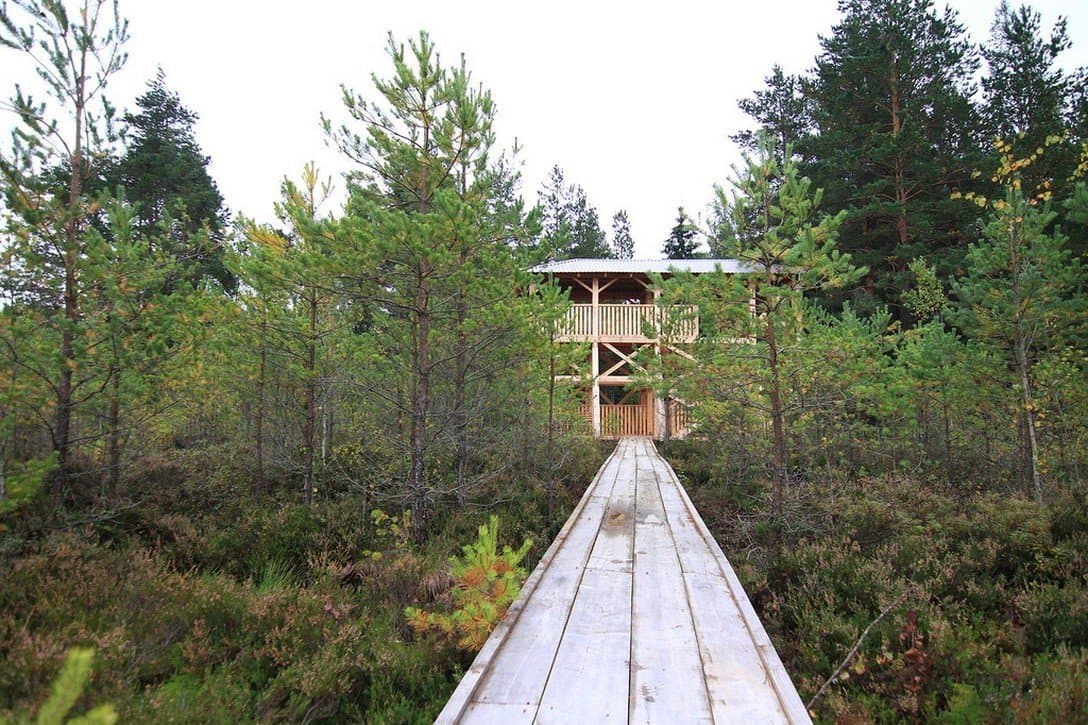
[{"x1": 807, "y1": 587, "x2": 913, "y2": 711}]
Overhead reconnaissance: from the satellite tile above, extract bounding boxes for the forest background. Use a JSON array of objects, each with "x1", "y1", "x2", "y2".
[{"x1": 0, "y1": 0, "x2": 1086, "y2": 721}]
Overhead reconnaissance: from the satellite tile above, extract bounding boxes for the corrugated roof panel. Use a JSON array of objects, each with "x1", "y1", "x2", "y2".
[{"x1": 530, "y1": 258, "x2": 757, "y2": 275}]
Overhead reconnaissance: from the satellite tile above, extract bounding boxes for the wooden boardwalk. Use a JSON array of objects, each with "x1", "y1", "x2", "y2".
[{"x1": 437, "y1": 438, "x2": 811, "y2": 724}]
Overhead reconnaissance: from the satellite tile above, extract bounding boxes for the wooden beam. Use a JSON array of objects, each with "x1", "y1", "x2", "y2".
[
  {"x1": 572, "y1": 277, "x2": 594, "y2": 294},
  {"x1": 599, "y1": 342, "x2": 647, "y2": 378},
  {"x1": 664, "y1": 343, "x2": 697, "y2": 362}
]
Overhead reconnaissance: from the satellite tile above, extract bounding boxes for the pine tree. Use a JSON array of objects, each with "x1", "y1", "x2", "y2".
[
  {"x1": 0, "y1": 0, "x2": 128, "y2": 483},
  {"x1": 952, "y1": 142, "x2": 1085, "y2": 504},
  {"x1": 1069, "y1": 68, "x2": 1088, "y2": 145},
  {"x1": 982, "y1": 2, "x2": 1086, "y2": 255},
  {"x1": 662, "y1": 206, "x2": 699, "y2": 259},
  {"x1": 982, "y1": 3, "x2": 1070, "y2": 148},
  {"x1": 326, "y1": 32, "x2": 532, "y2": 538},
  {"x1": 690, "y1": 136, "x2": 862, "y2": 519},
  {"x1": 731, "y1": 65, "x2": 813, "y2": 163},
  {"x1": 95, "y1": 200, "x2": 198, "y2": 494},
  {"x1": 805, "y1": 0, "x2": 982, "y2": 312},
  {"x1": 239, "y1": 165, "x2": 342, "y2": 504}
]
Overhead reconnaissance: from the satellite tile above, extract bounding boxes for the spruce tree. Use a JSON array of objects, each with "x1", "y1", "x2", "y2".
[
  {"x1": 731, "y1": 65, "x2": 813, "y2": 163},
  {"x1": 532, "y1": 165, "x2": 610, "y2": 260},
  {"x1": 610, "y1": 209, "x2": 635, "y2": 258},
  {"x1": 662, "y1": 207, "x2": 699, "y2": 259},
  {"x1": 110, "y1": 70, "x2": 234, "y2": 291}
]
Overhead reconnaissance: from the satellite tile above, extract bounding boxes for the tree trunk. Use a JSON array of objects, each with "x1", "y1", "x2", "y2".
[
  {"x1": 545, "y1": 325, "x2": 557, "y2": 515},
  {"x1": 1016, "y1": 338, "x2": 1043, "y2": 505},
  {"x1": 407, "y1": 115, "x2": 435, "y2": 542},
  {"x1": 766, "y1": 315, "x2": 787, "y2": 521},
  {"x1": 107, "y1": 369, "x2": 121, "y2": 498},
  {"x1": 942, "y1": 388, "x2": 953, "y2": 484},
  {"x1": 54, "y1": 70, "x2": 87, "y2": 489},
  {"x1": 255, "y1": 328, "x2": 267, "y2": 493},
  {"x1": 453, "y1": 298, "x2": 469, "y2": 499},
  {"x1": 889, "y1": 69, "x2": 911, "y2": 247},
  {"x1": 1054, "y1": 393, "x2": 1083, "y2": 487},
  {"x1": 321, "y1": 390, "x2": 330, "y2": 471},
  {"x1": 302, "y1": 291, "x2": 317, "y2": 505},
  {"x1": 409, "y1": 267, "x2": 432, "y2": 541},
  {"x1": 453, "y1": 163, "x2": 471, "y2": 499}
]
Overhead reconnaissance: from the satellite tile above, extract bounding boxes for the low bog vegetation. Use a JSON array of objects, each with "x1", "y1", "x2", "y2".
[{"x1": 0, "y1": 445, "x2": 603, "y2": 723}]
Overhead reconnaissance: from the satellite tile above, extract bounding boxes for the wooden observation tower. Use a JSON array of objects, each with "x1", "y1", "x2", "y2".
[{"x1": 533, "y1": 258, "x2": 753, "y2": 440}]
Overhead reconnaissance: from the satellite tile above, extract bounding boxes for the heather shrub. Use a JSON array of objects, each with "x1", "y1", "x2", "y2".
[
  {"x1": 667, "y1": 443, "x2": 1088, "y2": 723},
  {"x1": 1008, "y1": 648, "x2": 1088, "y2": 721},
  {"x1": 132, "y1": 666, "x2": 255, "y2": 723},
  {"x1": 1015, "y1": 580, "x2": 1088, "y2": 653},
  {"x1": 0, "y1": 433, "x2": 587, "y2": 722}
]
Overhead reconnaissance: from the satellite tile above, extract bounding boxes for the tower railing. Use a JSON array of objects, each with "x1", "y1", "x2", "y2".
[{"x1": 557, "y1": 303, "x2": 698, "y2": 342}]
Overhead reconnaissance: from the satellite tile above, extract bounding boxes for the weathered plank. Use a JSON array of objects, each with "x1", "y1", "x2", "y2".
[
  {"x1": 535, "y1": 567, "x2": 633, "y2": 722},
  {"x1": 586, "y1": 444, "x2": 636, "y2": 572},
  {"x1": 685, "y1": 571, "x2": 795, "y2": 721},
  {"x1": 659, "y1": 448, "x2": 812, "y2": 723},
  {"x1": 655, "y1": 466, "x2": 723, "y2": 576},
  {"x1": 456, "y1": 702, "x2": 538, "y2": 721},
  {"x1": 437, "y1": 441, "x2": 628, "y2": 723},
  {"x1": 437, "y1": 437, "x2": 811, "y2": 725},
  {"x1": 472, "y1": 456, "x2": 624, "y2": 708},
  {"x1": 629, "y1": 445, "x2": 713, "y2": 722}
]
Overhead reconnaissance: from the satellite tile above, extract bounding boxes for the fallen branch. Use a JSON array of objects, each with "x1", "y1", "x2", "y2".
[{"x1": 807, "y1": 588, "x2": 913, "y2": 711}]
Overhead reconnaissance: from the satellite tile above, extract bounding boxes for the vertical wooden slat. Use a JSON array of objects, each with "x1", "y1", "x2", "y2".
[
  {"x1": 559, "y1": 304, "x2": 697, "y2": 342},
  {"x1": 599, "y1": 403, "x2": 655, "y2": 438}
]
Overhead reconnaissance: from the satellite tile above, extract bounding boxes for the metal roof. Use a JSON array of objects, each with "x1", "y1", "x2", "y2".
[{"x1": 531, "y1": 257, "x2": 756, "y2": 275}]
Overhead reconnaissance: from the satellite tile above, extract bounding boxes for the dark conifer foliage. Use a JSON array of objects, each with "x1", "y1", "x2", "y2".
[
  {"x1": 532, "y1": 165, "x2": 611, "y2": 261},
  {"x1": 110, "y1": 70, "x2": 235, "y2": 291},
  {"x1": 804, "y1": 0, "x2": 983, "y2": 312},
  {"x1": 731, "y1": 65, "x2": 812, "y2": 163},
  {"x1": 982, "y1": 2, "x2": 1086, "y2": 253},
  {"x1": 662, "y1": 206, "x2": 699, "y2": 259},
  {"x1": 732, "y1": 0, "x2": 1088, "y2": 311},
  {"x1": 610, "y1": 209, "x2": 635, "y2": 258},
  {"x1": 982, "y1": 3, "x2": 1071, "y2": 144}
]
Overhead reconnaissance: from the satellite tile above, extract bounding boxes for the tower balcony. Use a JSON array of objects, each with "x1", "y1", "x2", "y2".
[{"x1": 557, "y1": 303, "x2": 699, "y2": 343}]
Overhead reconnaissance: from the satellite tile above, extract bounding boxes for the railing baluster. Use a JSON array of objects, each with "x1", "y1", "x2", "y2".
[{"x1": 559, "y1": 304, "x2": 698, "y2": 342}]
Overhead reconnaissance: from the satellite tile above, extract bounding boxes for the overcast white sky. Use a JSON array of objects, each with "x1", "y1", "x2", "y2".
[{"x1": 4, "y1": 1, "x2": 1088, "y2": 258}]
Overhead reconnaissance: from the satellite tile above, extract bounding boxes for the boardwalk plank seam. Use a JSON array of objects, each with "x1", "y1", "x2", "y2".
[
  {"x1": 436, "y1": 441, "x2": 628, "y2": 721},
  {"x1": 657, "y1": 446, "x2": 811, "y2": 722},
  {"x1": 436, "y1": 438, "x2": 811, "y2": 724}
]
